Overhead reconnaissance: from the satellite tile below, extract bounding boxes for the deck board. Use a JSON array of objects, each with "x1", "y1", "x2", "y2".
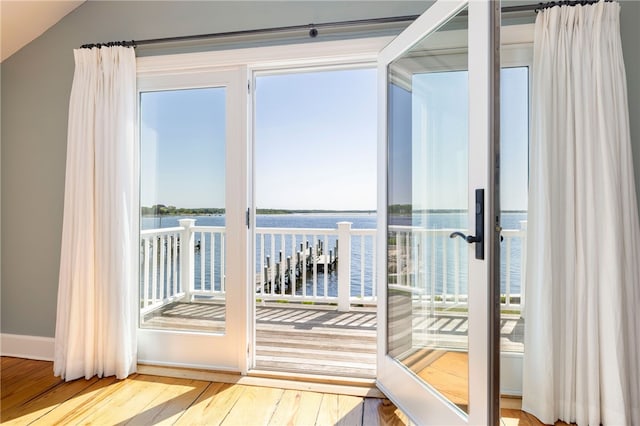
[{"x1": 143, "y1": 301, "x2": 524, "y2": 378}]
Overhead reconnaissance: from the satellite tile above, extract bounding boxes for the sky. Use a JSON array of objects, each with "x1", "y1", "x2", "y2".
[
  {"x1": 141, "y1": 87, "x2": 226, "y2": 208},
  {"x1": 140, "y1": 66, "x2": 528, "y2": 212},
  {"x1": 255, "y1": 68, "x2": 377, "y2": 210},
  {"x1": 390, "y1": 67, "x2": 529, "y2": 211}
]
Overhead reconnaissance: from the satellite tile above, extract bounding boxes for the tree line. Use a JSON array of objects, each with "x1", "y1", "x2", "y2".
[
  {"x1": 142, "y1": 205, "x2": 376, "y2": 216},
  {"x1": 141, "y1": 205, "x2": 224, "y2": 216}
]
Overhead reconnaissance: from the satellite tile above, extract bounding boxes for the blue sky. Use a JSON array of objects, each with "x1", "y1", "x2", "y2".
[
  {"x1": 140, "y1": 87, "x2": 226, "y2": 208},
  {"x1": 255, "y1": 68, "x2": 377, "y2": 210},
  {"x1": 140, "y1": 67, "x2": 528, "y2": 211}
]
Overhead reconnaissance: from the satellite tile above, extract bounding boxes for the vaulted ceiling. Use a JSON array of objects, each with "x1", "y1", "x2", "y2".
[{"x1": 1, "y1": 0, "x2": 85, "y2": 63}]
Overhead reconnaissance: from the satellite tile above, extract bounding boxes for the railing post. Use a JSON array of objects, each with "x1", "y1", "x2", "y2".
[
  {"x1": 519, "y1": 220, "x2": 527, "y2": 318},
  {"x1": 337, "y1": 222, "x2": 352, "y2": 312},
  {"x1": 179, "y1": 219, "x2": 196, "y2": 302}
]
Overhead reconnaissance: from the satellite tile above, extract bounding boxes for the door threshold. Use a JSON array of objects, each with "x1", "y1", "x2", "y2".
[{"x1": 137, "y1": 363, "x2": 383, "y2": 398}]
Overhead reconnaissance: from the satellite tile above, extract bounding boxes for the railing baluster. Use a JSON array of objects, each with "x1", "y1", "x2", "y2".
[
  {"x1": 372, "y1": 234, "x2": 377, "y2": 298},
  {"x1": 220, "y1": 232, "x2": 225, "y2": 292},
  {"x1": 323, "y1": 234, "x2": 329, "y2": 298},
  {"x1": 143, "y1": 237, "x2": 150, "y2": 307},
  {"x1": 411, "y1": 233, "x2": 417, "y2": 289},
  {"x1": 520, "y1": 221, "x2": 527, "y2": 316},
  {"x1": 420, "y1": 230, "x2": 427, "y2": 295},
  {"x1": 360, "y1": 235, "x2": 365, "y2": 298},
  {"x1": 152, "y1": 236, "x2": 158, "y2": 304},
  {"x1": 505, "y1": 236, "x2": 512, "y2": 308},
  {"x1": 291, "y1": 234, "x2": 296, "y2": 296},
  {"x1": 166, "y1": 235, "x2": 173, "y2": 297},
  {"x1": 160, "y1": 234, "x2": 166, "y2": 301},
  {"x1": 259, "y1": 233, "x2": 265, "y2": 296},
  {"x1": 312, "y1": 235, "x2": 318, "y2": 297},
  {"x1": 209, "y1": 232, "x2": 222, "y2": 292},
  {"x1": 197, "y1": 232, "x2": 203, "y2": 291},
  {"x1": 397, "y1": 232, "x2": 404, "y2": 287},
  {"x1": 302, "y1": 237, "x2": 307, "y2": 297},
  {"x1": 430, "y1": 231, "x2": 436, "y2": 306},
  {"x1": 172, "y1": 234, "x2": 178, "y2": 296},
  {"x1": 270, "y1": 235, "x2": 276, "y2": 296},
  {"x1": 280, "y1": 234, "x2": 286, "y2": 296},
  {"x1": 454, "y1": 236, "x2": 460, "y2": 304},
  {"x1": 442, "y1": 233, "x2": 447, "y2": 303}
]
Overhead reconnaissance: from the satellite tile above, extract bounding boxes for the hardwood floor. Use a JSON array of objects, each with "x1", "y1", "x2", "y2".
[
  {"x1": 1, "y1": 357, "x2": 573, "y2": 425},
  {"x1": 0, "y1": 357, "x2": 406, "y2": 425}
]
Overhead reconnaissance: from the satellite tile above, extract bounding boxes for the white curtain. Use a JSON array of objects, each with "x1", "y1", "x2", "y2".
[
  {"x1": 523, "y1": 1, "x2": 640, "y2": 425},
  {"x1": 54, "y1": 46, "x2": 137, "y2": 381}
]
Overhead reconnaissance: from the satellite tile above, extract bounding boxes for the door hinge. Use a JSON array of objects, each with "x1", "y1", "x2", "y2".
[
  {"x1": 246, "y1": 208, "x2": 250, "y2": 228},
  {"x1": 248, "y1": 80, "x2": 251, "y2": 94}
]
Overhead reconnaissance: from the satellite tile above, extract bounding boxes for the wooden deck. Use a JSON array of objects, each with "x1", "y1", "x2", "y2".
[{"x1": 143, "y1": 302, "x2": 524, "y2": 379}]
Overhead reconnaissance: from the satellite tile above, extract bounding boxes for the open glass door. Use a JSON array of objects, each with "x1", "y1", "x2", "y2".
[
  {"x1": 377, "y1": 0, "x2": 499, "y2": 424},
  {"x1": 136, "y1": 68, "x2": 248, "y2": 371}
]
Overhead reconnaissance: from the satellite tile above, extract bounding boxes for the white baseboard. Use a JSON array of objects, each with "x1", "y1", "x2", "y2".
[{"x1": 1, "y1": 333, "x2": 55, "y2": 361}]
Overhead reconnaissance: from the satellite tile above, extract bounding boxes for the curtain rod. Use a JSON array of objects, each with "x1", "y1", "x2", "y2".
[{"x1": 79, "y1": 1, "x2": 611, "y2": 49}]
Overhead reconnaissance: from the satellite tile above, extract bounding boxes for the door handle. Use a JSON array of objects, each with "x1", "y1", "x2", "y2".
[
  {"x1": 449, "y1": 231, "x2": 481, "y2": 244},
  {"x1": 448, "y1": 188, "x2": 484, "y2": 260}
]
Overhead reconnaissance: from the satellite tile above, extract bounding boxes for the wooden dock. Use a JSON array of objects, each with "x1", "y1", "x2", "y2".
[
  {"x1": 258, "y1": 240, "x2": 338, "y2": 295},
  {"x1": 143, "y1": 302, "x2": 524, "y2": 379}
]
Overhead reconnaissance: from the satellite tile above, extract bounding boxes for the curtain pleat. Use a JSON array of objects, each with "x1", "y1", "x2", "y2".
[
  {"x1": 54, "y1": 47, "x2": 137, "y2": 381},
  {"x1": 523, "y1": 2, "x2": 640, "y2": 425}
]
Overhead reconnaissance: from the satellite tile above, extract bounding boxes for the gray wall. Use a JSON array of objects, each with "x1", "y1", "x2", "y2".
[
  {"x1": 2, "y1": 0, "x2": 640, "y2": 338},
  {"x1": 620, "y1": 0, "x2": 640, "y2": 207},
  {"x1": 0, "y1": 1, "x2": 428, "y2": 337}
]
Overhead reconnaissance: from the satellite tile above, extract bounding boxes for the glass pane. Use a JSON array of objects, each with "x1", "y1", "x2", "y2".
[
  {"x1": 500, "y1": 66, "x2": 529, "y2": 354},
  {"x1": 139, "y1": 87, "x2": 227, "y2": 333},
  {"x1": 387, "y1": 8, "x2": 470, "y2": 413}
]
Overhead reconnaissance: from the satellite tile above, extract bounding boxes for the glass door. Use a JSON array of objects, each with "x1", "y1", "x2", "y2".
[
  {"x1": 136, "y1": 68, "x2": 248, "y2": 371},
  {"x1": 377, "y1": 0, "x2": 499, "y2": 424}
]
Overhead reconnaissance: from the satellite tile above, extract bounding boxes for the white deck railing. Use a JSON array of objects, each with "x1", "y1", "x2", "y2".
[
  {"x1": 387, "y1": 221, "x2": 527, "y2": 311},
  {"x1": 139, "y1": 219, "x2": 527, "y2": 316}
]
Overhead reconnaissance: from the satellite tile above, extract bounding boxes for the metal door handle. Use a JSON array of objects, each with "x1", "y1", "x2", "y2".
[
  {"x1": 448, "y1": 189, "x2": 484, "y2": 260},
  {"x1": 449, "y1": 231, "x2": 481, "y2": 244}
]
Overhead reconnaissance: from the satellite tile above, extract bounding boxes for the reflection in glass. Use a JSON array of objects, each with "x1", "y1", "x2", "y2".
[
  {"x1": 500, "y1": 67, "x2": 529, "y2": 354},
  {"x1": 387, "y1": 9, "x2": 470, "y2": 413},
  {"x1": 139, "y1": 87, "x2": 227, "y2": 333}
]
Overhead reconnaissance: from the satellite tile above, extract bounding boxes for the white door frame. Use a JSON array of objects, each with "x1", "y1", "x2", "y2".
[
  {"x1": 136, "y1": 67, "x2": 249, "y2": 372},
  {"x1": 135, "y1": 38, "x2": 391, "y2": 373}
]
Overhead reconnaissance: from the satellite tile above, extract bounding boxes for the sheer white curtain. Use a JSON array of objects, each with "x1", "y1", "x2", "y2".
[
  {"x1": 54, "y1": 46, "x2": 137, "y2": 381},
  {"x1": 523, "y1": 1, "x2": 640, "y2": 425}
]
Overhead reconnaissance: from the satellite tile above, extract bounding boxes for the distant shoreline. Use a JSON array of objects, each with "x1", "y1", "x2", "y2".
[
  {"x1": 141, "y1": 208, "x2": 376, "y2": 217},
  {"x1": 141, "y1": 207, "x2": 526, "y2": 217}
]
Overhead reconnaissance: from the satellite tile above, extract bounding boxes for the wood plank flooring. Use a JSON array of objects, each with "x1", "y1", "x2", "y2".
[
  {"x1": 0, "y1": 357, "x2": 406, "y2": 426},
  {"x1": 1, "y1": 357, "x2": 575, "y2": 426}
]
